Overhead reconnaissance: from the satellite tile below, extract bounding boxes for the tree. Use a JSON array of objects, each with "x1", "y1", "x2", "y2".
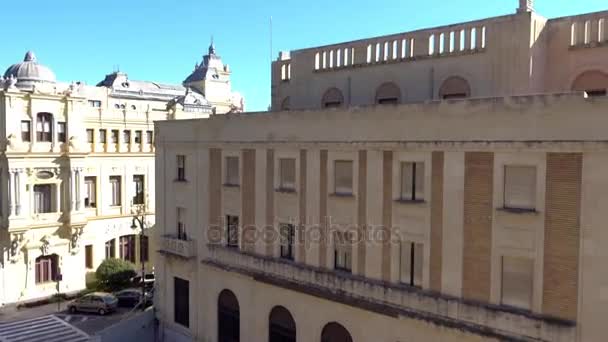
[{"x1": 96, "y1": 258, "x2": 136, "y2": 291}]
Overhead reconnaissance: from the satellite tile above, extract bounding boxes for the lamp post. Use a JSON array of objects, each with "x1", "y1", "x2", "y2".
[{"x1": 131, "y1": 208, "x2": 146, "y2": 311}]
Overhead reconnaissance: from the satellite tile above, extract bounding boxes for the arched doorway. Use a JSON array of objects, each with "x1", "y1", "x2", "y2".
[
  {"x1": 218, "y1": 289, "x2": 240, "y2": 342},
  {"x1": 321, "y1": 88, "x2": 344, "y2": 108},
  {"x1": 438, "y1": 76, "x2": 471, "y2": 100},
  {"x1": 269, "y1": 306, "x2": 296, "y2": 342},
  {"x1": 321, "y1": 322, "x2": 352, "y2": 342},
  {"x1": 572, "y1": 70, "x2": 608, "y2": 97},
  {"x1": 375, "y1": 82, "x2": 401, "y2": 104}
]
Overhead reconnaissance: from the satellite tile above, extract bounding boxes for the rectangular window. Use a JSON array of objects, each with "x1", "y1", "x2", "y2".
[
  {"x1": 225, "y1": 156, "x2": 240, "y2": 186},
  {"x1": 140, "y1": 235, "x2": 149, "y2": 262},
  {"x1": 177, "y1": 155, "x2": 186, "y2": 181},
  {"x1": 280, "y1": 223, "x2": 295, "y2": 260},
  {"x1": 334, "y1": 231, "x2": 352, "y2": 272},
  {"x1": 400, "y1": 241, "x2": 423, "y2": 287},
  {"x1": 35, "y1": 255, "x2": 58, "y2": 284},
  {"x1": 85, "y1": 245, "x2": 93, "y2": 269},
  {"x1": 400, "y1": 162, "x2": 425, "y2": 201},
  {"x1": 146, "y1": 130, "x2": 153, "y2": 144},
  {"x1": 123, "y1": 130, "x2": 131, "y2": 144},
  {"x1": 21, "y1": 121, "x2": 31, "y2": 142},
  {"x1": 133, "y1": 175, "x2": 145, "y2": 205},
  {"x1": 84, "y1": 176, "x2": 97, "y2": 208},
  {"x1": 33, "y1": 184, "x2": 53, "y2": 213},
  {"x1": 99, "y1": 129, "x2": 107, "y2": 144},
  {"x1": 279, "y1": 158, "x2": 296, "y2": 190},
  {"x1": 105, "y1": 239, "x2": 116, "y2": 259},
  {"x1": 334, "y1": 160, "x2": 353, "y2": 195},
  {"x1": 174, "y1": 277, "x2": 190, "y2": 327},
  {"x1": 36, "y1": 113, "x2": 52, "y2": 142},
  {"x1": 177, "y1": 207, "x2": 187, "y2": 240},
  {"x1": 119, "y1": 235, "x2": 136, "y2": 263},
  {"x1": 226, "y1": 215, "x2": 239, "y2": 247},
  {"x1": 504, "y1": 166, "x2": 536, "y2": 211},
  {"x1": 86, "y1": 129, "x2": 94, "y2": 143},
  {"x1": 501, "y1": 256, "x2": 534, "y2": 310},
  {"x1": 58, "y1": 122, "x2": 66, "y2": 143},
  {"x1": 110, "y1": 176, "x2": 121, "y2": 206},
  {"x1": 88, "y1": 100, "x2": 102, "y2": 108},
  {"x1": 111, "y1": 130, "x2": 119, "y2": 144},
  {"x1": 134, "y1": 131, "x2": 142, "y2": 144}
]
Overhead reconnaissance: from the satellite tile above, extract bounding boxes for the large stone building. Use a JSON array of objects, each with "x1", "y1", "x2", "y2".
[
  {"x1": 0, "y1": 43, "x2": 242, "y2": 305},
  {"x1": 154, "y1": 1, "x2": 608, "y2": 342}
]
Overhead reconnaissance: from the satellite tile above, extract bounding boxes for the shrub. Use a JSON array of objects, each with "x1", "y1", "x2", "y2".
[{"x1": 96, "y1": 258, "x2": 137, "y2": 291}]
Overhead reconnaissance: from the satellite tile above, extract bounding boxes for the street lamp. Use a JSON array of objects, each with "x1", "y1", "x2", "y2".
[{"x1": 131, "y1": 208, "x2": 146, "y2": 311}]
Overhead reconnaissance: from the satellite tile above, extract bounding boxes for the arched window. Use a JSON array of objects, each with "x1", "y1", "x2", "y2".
[
  {"x1": 428, "y1": 34, "x2": 435, "y2": 55},
  {"x1": 321, "y1": 88, "x2": 344, "y2": 108},
  {"x1": 366, "y1": 45, "x2": 372, "y2": 63},
  {"x1": 572, "y1": 70, "x2": 608, "y2": 97},
  {"x1": 321, "y1": 322, "x2": 352, "y2": 342},
  {"x1": 439, "y1": 76, "x2": 471, "y2": 100},
  {"x1": 218, "y1": 289, "x2": 240, "y2": 342},
  {"x1": 315, "y1": 53, "x2": 320, "y2": 70},
  {"x1": 280, "y1": 97, "x2": 291, "y2": 111},
  {"x1": 375, "y1": 82, "x2": 401, "y2": 105},
  {"x1": 35, "y1": 254, "x2": 58, "y2": 284},
  {"x1": 269, "y1": 306, "x2": 296, "y2": 342},
  {"x1": 36, "y1": 112, "x2": 53, "y2": 142}
]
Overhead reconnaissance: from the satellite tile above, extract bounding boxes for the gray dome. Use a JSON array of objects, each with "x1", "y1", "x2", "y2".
[{"x1": 3, "y1": 51, "x2": 56, "y2": 88}]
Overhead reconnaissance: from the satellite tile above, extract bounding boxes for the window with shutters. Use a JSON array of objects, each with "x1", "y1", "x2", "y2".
[
  {"x1": 225, "y1": 156, "x2": 240, "y2": 186},
  {"x1": 400, "y1": 162, "x2": 425, "y2": 201},
  {"x1": 85, "y1": 245, "x2": 93, "y2": 269},
  {"x1": 177, "y1": 207, "x2": 187, "y2": 240},
  {"x1": 111, "y1": 130, "x2": 119, "y2": 144},
  {"x1": 501, "y1": 256, "x2": 534, "y2": 310},
  {"x1": 226, "y1": 215, "x2": 239, "y2": 247},
  {"x1": 334, "y1": 231, "x2": 352, "y2": 272},
  {"x1": 86, "y1": 129, "x2": 94, "y2": 143},
  {"x1": 99, "y1": 129, "x2": 107, "y2": 144},
  {"x1": 504, "y1": 166, "x2": 536, "y2": 211},
  {"x1": 105, "y1": 239, "x2": 115, "y2": 259},
  {"x1": 279, "y1": 158, "x2": 296, "y2": 191},
  {"x1": 110, "y1": 176, "x2": 121, "y2": 206},
  {"x1": 36, "y1": 113, "x2": 53, "y2": 142},
  {"x1": 84, "y1": 176, "x2": 96, "y2": 208},
  {"x1": 280, "y1": 223, "x2": 295, "y2": 260},
  {"x1": 133, "y1": 175, "x2": 144, "y2": 205},
  {"x1": 21, "y1": 121, "x2": 31, "y2": 142},
  {"x1": 400, "y1": 241, "x2": 423, "y2": 287},
  {"x1": 57, "y1": 122, "x2": 66, "y2": 143},
  {"x1": 334, "y1": 160, "x2": 353, "y2": 195}
]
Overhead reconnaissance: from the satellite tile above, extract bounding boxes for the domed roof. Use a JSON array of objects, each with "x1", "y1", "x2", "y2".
[{"x1": 3, "y1": 51, "x2": 56, "y2": 88}]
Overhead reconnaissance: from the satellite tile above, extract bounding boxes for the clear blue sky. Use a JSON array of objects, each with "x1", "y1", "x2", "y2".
[{"x1": 1, "y1": 0, "x2": 605, "y2": 111}]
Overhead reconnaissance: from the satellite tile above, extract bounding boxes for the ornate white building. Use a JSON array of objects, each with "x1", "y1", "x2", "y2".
[{"x1": 0, "y1": 44, "x2": 242, "y2": 305}]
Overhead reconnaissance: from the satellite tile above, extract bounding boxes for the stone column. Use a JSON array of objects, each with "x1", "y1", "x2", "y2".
[
  {"x1": 70, "y1": 168, "x2": 76, "y2": 211},
  {"x1": 8, "y1": 170, "x2": 14, "y2": 217},
  {"x1": 75, "y1": 168, "x2": 82, "y2": 211},
  {"x1": 14, "y1": 169, "x2": 22, "y2": 216}
]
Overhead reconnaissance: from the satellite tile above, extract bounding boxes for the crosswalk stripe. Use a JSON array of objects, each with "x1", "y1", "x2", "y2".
[{"x1": 0, "y1": 315, "x2": 89, "y2": 342}]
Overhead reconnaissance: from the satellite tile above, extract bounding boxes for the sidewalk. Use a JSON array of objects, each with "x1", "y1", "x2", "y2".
[{"x1": 0, "y1": 301, "x2": 68, "y2": 323}]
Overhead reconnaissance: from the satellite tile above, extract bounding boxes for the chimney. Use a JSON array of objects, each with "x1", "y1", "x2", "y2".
[{"x1": 517, "y1": 0, "x2": 534, "y2": 13}]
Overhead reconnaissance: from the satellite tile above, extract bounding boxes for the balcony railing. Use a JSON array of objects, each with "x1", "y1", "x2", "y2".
[
  {"x1": 204, "y1": 244, "x2": 575, "y2": 342},
  {"x1": 159, "y1": 235, "x2": 196, "y2": 259}
]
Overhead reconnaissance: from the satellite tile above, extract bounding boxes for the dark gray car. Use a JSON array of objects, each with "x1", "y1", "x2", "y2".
[{"x1": 67, "y1": 292, "x2": 118, "y2": 315}]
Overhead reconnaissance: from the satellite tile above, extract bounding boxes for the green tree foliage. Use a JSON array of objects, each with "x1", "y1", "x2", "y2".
[{"x1": 96, "y1": 258, "x2": 136, "y2": 290}]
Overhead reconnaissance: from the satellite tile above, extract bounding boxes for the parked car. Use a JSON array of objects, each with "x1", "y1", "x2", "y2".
[
  {"x1": 131, "y1": 273, "x2": 155, "y2": 289},
  {"x1": 67, "y1": 292, "x2": 118, "y2": 315},
  {"x1": 114, "y1": 288, "x2": 153, "y2": 308}
]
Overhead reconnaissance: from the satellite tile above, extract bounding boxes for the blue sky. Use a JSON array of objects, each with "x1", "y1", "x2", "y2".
[{"x1": 1, "y1": 0, "x2": 605, "y2": 111}]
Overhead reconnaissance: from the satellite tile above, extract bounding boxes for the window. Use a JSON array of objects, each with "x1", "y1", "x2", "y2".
[
  {"x1": 119, "y1": 235, "x2": 136, "y2": 263},
  {"x1": 35, "y1": 254, "x2": 58, "y2": 284},
  {"x1": 177, "y1": 207, "x2": 187, "y2": 240},
  {"x1": 400, "y1": 162, "x2": 425, "y2": 201},
  {"x1": 57, "y1": 122, "x2": 66, "y2": 143},
  {"x1": 504, "y1": 166, "x2": 536, "y2": 211},
  {"x1": 33, "y1": 184, "x2": 53, "y2": 213},
  {"x1": 279, "y1": 158, "x2": 296, "y2": 190},
  {"x1": 105, "y1": 239, "x2": 116, "y2": 259},
  {"x1": 334, "y1": 231, "x2": 352, "y2": 272},
  {"x1": 21, "y1": 121, "x2": 31, "y2": 142},
  {"x1": 110, "y1": 176, "x2": 121, "y2": 206},
  {"x1": 501, "y1": 256, "x2": 533, "y2": 310},
  {"x1": 123, "y1": 130, "x2": 131, "y2": 144},
  {"x1": 400, "y1": 241, "x2": 423, "y2": 287},
  {"x1": 280, "y1": 223, "x2": 295, "y2": 260},
  {"x1": 134, "y1": 131, "x2": 142, "y2": 144},
  {"x1": 85, "y1": 245, "x2": 93, "y2": 269},
  {"x1": 36, "y1": 112, "x2": 53, "y2": 142},
  {"x1": 334, "y1": 160, "x2": 353, "y2": 195},
  {"x1": 226, "y1": 215, "x2": 239, "y2": 247},
  {"x1": 99, "y1": 129, "x2": 107, "y2": 144},
  {"x1": 133, "y1": 175, "x2": 144, "y2": 205},
  {"x1": 111, "y1": 130, "x2": 119, "y2": 144},
  {"x1": 140, "y1": 235, "x2": 149, "y2": 262},
  {"x1": 146, "y1": 131, "x2": 153, "y2": 144},
  {"x1": 174, "y1": 277, "x2": 190, "y2": 327},
  {"x1": 86, "y1": 129, "x2": 94, "y2": 143},
  {"x1": 225, "y1": 156, "x2": 239, "y2": 186},
  {"x1": 177, "y1": 155, "x2": 186, "y2": 181},
  {"x1": 84, "y1": 176, "x2": 96, "y2": 208},
  {"x1": 88, "y1": 100, "x2": 102, "y2": 108}
]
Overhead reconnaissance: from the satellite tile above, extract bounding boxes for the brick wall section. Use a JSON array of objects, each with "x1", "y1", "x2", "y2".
[
  {"x1": 462, "y1": 152, "x2": 494, "y2": 302},
  {"x1": 209, "y1": 149, "x2": 222, "y2": 235},
  {"x1": 298, "y1": 150, "x2": 307, "y2": 263},
  {"x1": 543, "y1": 153, "x2": 582, "y2": 321},
  {"x1": 430, "y1": 151, "x2": 444, "y2": 292},
  {"x1": 319, "y1": 150, "x2": 328, "y2": 268},
  {"x1": 382, "y1": 151, "x2": 393, "y2": 282},
  {"x1": 241, "y1": 149, "x2": 256, "y2": 252},
  {"x1": 357, "y1": 150, "x2": 367, "y2": 275},
  {"x1": 265, "y1": 149, "x2": 275, "y2": 256}
]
